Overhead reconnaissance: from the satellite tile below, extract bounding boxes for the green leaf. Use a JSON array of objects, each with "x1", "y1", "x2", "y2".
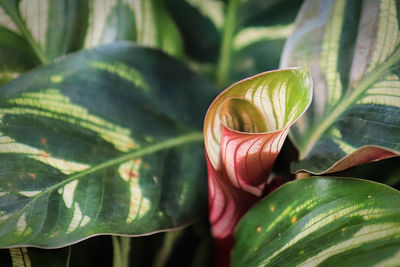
[
  {"x1": 237, "y1": 0, "x2": 303, "y2": 27},
  {"x1": 215, "y1": 0, "x2": 303, "y2": 87},
  {"x1": 281, "y1": 0, "x2": 400, "y2": 174},
  {"x1": 0, "y1": 0, "x2": 183, "y2": 78},
  {"x1": 84, "y1": 0, "x2": 135, "y2": 48},
  {"x1": 0, "y1": 0, "x2": 89, "y2": 64},
  {"x1": 233, "y1": 178, "x2": 400, "y2": 266},
  {"x1": 0, "y1": 26, "x2": 39, "y2": 84},
  {"x1": 45, "y1": 0, "x2": 89, "y2": 59},
  {"x1": 0, "y1": 42, "x2": 216, "y2": 248},
  {"x1": 165, "y1": 0, "x2": 222, "y2": 62},
  {"x1": 126, "y1": 0, "x2": 184, "y2": 58},
  {"x1": 232, "y1": 38, "x2": 287, "y2": 85}
]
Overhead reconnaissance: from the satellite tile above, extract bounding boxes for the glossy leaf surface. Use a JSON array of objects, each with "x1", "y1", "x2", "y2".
[
  {"x1": 233, "y1": 177, "x2": 400, "y2": 266},
  {"x1": 281, "y1": 0, "x2": 400, "y2": 174},
  {"x1": 0, "y1": 42, "x2": 215, "y2": 248},
  {"x1": 204, "y1": 67, "x2": 312, "y2": 264}
]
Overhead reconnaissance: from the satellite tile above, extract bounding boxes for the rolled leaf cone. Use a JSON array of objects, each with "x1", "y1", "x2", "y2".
[{"x1": 203, "y1": 67, "x2": 313, "y2": 266}]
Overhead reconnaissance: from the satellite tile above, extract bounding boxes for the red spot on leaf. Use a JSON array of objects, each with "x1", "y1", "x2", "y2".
[
  {"x1": 41, "y1": 151, "x2": 49, "y2": 158},
  {"x1": 7, "y1": 182, "x2": 11, "y2": 187},
  {"x1": 41, "y1": 137, "x2": 46, "y2": 145},
  {"x1": 291, "y1": 216, "x2": 297, "y2": 223},
  {"x1": 29, "y1": 173, "x2": 36, "y2": 179},
  {"x1": 270, "y1": 206, "x2": 275, "y2": 212},
  {"x1": 256, "y1": 226, "x2": 262, "y2": 232},
  {"x1": 126, "y1": 170, "x2": 138, "y2": 179}
]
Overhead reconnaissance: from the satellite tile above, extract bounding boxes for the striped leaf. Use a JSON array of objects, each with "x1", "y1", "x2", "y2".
[
  {"x1": 220, "y1": 0, "x2": 304, "y2": 88},
  {"x1": 7, "y1": 247, "x2": 70, "y2": 267},
  {"x1": 86, "y1": 0, "x2": 184, "y2": 57},
  {"x1": 0, "y1": 42, "x2": 216, "y2": 248},
  {"x1": 280, "y1": 0, "x2": 400, "y2": 174},
  {"x1": 0, "y1": 0, "x2": 89, "y2": 63},
  {"x1": 0, "y1": 0, "x2": 184, "y2": 84},
  {"x1": 0, "y1": 0, "x2": 89, "y2": 83},
  {"x1": 9, "y1": 248, "x2": 31, "y2": 267},
  {"x1": 203, "y1": 67, "x2": 312, "y2": 264},
  {"x1": 232, "y1": 177, "x2": 400, "y2": 266}
]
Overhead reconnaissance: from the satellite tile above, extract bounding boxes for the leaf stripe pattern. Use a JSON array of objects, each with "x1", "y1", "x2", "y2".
[
  {"x1": 281, "y1": 0, "x2": 400, "y2": 174},
  {"x1": 232, "y1": 178, "x2": 400, "y2": 267},
  {"x1": 203, "y1": 67, "x2": 312, "y2": 265},
  {"x1": 0, "y1": 0, "x2": 183, "y2": 84},
  {"x1": 320, "y1": 0, "x2": 345, "y2": 107},
  {"x1": 9, "y1": 247, "x2": 32, "y2": 267},
  {"x1": 0, "y1": 43, "x2": 215, "y2": 248},
  {"x1": 19, "y1": 0, "x2": 49, "y2": 48}
]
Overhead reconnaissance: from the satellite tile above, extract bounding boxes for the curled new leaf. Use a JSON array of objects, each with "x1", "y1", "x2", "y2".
[{"x1": 203, "y1": 67, "x2": 312, "y2": 265}]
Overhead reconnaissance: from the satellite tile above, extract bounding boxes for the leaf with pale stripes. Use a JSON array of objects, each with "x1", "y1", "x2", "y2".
[
  {"x1": 85, "y1": 0, "x2": 184, "y2": 57},
  {"x1": 281, "y1": 0, "x2": 400, "y2": 174},
  {"x1": 203, "y1": 67, "x2": 312, "y2": 264},
  {"x1": 9, "y1": 248, "x2": 31, "y2": 267},
  {"x1": 229, "y1": 0, "x2": 303, "y2": 86},
  {"x1": 0, "y1": 42, "x2": 216, "y2": 248},
  {"x1": 0, "y1": 0, "x2": 89, "y2": 82},
  {"x1": 0, "y1": 0, "x2": 89, "y2": 62},
  {"x1": 0, "y1": 0, "x2": 184, "y2": 84},
  {"x1": 233, "y1": 177, "x2": 400, "y2": 267},
  {"x1": 7, "y1": 247, "x2": 70, "y2": 267}
]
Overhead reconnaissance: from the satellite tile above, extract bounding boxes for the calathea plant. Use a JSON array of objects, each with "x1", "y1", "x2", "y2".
[{"x1": 0, "y1": 0, "x2": 399, "y2": 266}]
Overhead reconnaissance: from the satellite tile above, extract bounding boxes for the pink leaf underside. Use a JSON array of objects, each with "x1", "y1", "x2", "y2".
[
  {"x1": 203, "y1": 67, "x2": 312, "y2": 266},
  {"x1": 208, "y1": 127, "x2": 289, "y2": 239},
  {"x1": 324, "y1": 146, "x2": 398, "y2": 174}
]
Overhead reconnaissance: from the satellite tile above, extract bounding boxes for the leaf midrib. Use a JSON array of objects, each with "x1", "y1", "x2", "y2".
[
  {"x1": 14, "y1": 132, "x2": 203, "y2": 222},
  {"x1": 300, "y1": 46, "x2": 400, "y2": 159}
]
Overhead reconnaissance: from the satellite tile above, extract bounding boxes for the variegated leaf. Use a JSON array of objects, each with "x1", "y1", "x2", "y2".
[
  {"x1": 86, "y1": 0, "x2": 184, "y2": 57},
  {"x1": 203, "y1": 67, "x2": 312, "y2": 265},
  {"x1": 232, "y1": 25, "x2": 293, "y2": 85},
  {"x1": 0, "y1": 0, "x2": 89, "y2": 83},
  {"x1": 9, "y1": 247, "x2": 31, "y2": 267},
  {"x1": 220, "y1": 0, "x2": 303, "y2": 88},
  {"x1": 0, "y1": 42, "x2": 215, "y2": 248},
  {"x1": 0, "y1": 0, "x2": 184, "y2": 84},
  {"x1": 0, "y1": 0, "x2": 89, "y2": 62},
  {"x1": 281, "y1": 0, "x2": 400, "y2": 174},
  {"x1": 233, "y1": 178, "x2": 400, "y2": 267}
]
